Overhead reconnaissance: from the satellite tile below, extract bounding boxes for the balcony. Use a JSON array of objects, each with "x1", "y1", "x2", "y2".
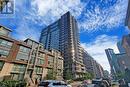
[
  {"x1": 11, "y1": 68, "x2": 25, "y2": 74},
  {"x1": 47, "y1": 64, "x2": 53, "y2": 68}
]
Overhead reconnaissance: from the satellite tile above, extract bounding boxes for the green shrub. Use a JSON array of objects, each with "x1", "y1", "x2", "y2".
[
  {"x1": 74, "y1": 78, "x2": 84, "y2": 81},
  {"x1": 0, "y1": 80, "x2": 26, "y2": 87},
  {"x1": 67, "y1": 80, "x2": 74, "y2": 84}
]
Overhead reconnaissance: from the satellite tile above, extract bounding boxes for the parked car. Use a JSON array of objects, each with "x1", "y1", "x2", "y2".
[
  {"x1": 92, "y1": 79, "x2": 102, "y2": 86},
  {"x1": 80, "y1": 80, "x2": 97, "y2": 87},
  {"x1": 112, "y1": 80, "x2": 119, "y2": 86},
  {"x1": 38, "y1": 80, "x2": 72, "y2": 87}
]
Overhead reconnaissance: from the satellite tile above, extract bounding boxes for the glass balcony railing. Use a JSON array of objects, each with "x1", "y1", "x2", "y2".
[{"x1": 11, "y1": 68, "x2": 25, "y2": 73}]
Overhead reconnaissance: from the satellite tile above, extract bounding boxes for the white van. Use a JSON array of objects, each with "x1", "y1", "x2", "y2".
[{"x1": 38, "y1": 80, "x2": 72, "y2": 87}]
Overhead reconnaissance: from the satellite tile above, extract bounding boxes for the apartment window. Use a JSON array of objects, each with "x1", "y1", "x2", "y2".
[
  {"x1": 48, "y1": 56, "x2": 53, "y2": 64},
  {"x1": 12, "y1": 64, "x2": 26, "y2": 73},
  {"x1": 19, "y1": 46, "x2": 30, "y2": 54},
  {"x1": 11, "y1": 73, "x2": 25, "y2": 80},
  {"x1": 0, "y1": 61, "x2": 4, "y2": 71},
  {"x1": 0, "y1": 27, "x2": 9, "y2": 36},
  {"x1": 50, "y1": 22, "x2": 58, "y2": 28},
  {"x1": 16, "y1": 53, "x2": 29, "y2": 60},
  {"x1": 11, "y1": 64, "x2": 26, "y2": 80},
  {"x1": 48, "y1": 68, "x2": 53, "y2": 73},
  {"x1": 0, "y1": 39, "x2": 12, "y2": 48},
  {"x1": 11, "y1": 74, "x2": 18, "y2": 80},
  {"x1": 0, "y1": 49, "x2": 9, "y2": 58},
  {"x1": 16, "y1": 46, "x2": 30, "y2": 60},
  {"x1": 35, "y1": 67, "x2": 43, "y2": 74},
  {"x1": 37, "y1": 53, "x2": 45, "y2": 65},
  {"x1": 37, "y1": 58, "x2": 44, "y2": 65},
  {"x1": 40, "y1": 36, "x2": 46, "y2": 46},
  {"x1": 39, "y1": 45, "x2": 44, "y2": 50},
  {"x1": 50, "y1": 30, "x2": 59, "y2": 50},
  {"x1": 38, "y1": 52, "x2": 45, "y2": 58}
]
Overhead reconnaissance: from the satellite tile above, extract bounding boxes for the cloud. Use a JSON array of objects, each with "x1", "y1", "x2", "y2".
[
  {"x1": 1, "y1": 0, "x2": 43, "y2": 41},
  {"x1": 27, "y1": 0, "x2": 87, "y2": 26},
  {"x1": 79, "y1": 0, "x2": 128, "y2": 32},
  {"x1": 124, "y1": 26, "x2": 130, "y2": 33},
  {"x1": 0, "y1": 0, "x2": 128, "y2": 40},
  {"x1": 32, "y1": 0, "x2": 84, "y2": 16},
  {"x1": 26, "y1": 0, "x2": 128, "y2": 33},
  {"x1": 13, "y1": 19, "x2": 41, "y2": 41},
  {"x1": 9, "y1": 0, "x2": 87, "y2": 40},
  {"x1": 81, "y1": 34, "x2": 119, "y2": 71}
]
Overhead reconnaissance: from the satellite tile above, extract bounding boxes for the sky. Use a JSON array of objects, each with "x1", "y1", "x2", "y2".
[{"x1": 0, "y1": 0, "x2": 129, "y2": 71}]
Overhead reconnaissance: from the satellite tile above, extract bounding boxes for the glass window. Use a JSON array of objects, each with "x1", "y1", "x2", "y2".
[
  {"x1": 0, "y1": 27, "x2": 9, "y2": 36},
  {"x1": 48, "y1": 68, "x2": 53, "y2": 73},
  {"x1": 0, "y1": 49, "x2": 9, "y2": 58},
  {"x1": 50, "y1": 22, "x2": 58, "y2": 28},
  {"x1": 10, "y1": 74, "x2": 19, "y2": 80},
  {"x1": 48, "y1": 56, "x2": 53, "y2": 63},
  {"x1": 35, "y1": 67, "x2": 43, "y2": 74},
  {"x1": 19, "y1": 74, "x2": 24, "y2": 80},
  {"x1": 40, "y1": 35, "x2": 46, "y2": 46},
  {"x1": 0, "y1": 39, "x2": 12, "y2": 48},
  {"x1": 50, "y1": 29, "x2": 59, "y2": 50},
  {"x1": 48, "y1": 56, "x2": 54, "y2": 66},
  {"x1": 39, "y1": 45, "x2": 44, "y2": 50},
  {"x1": 11, "y1": 73, "x2": 24, "y2": 80},
  {"x1": 38, "y1": 52, "x2": 45, "y2": 58},
  {"x1": 12, "y1": 64, "x2": 26, "y2": 73},
  {"x1": 37, "y1": 58, "x2": 44, "y2": 65},
  {"x1": 16, "y1": 46, "x2": 30, "y2": 60},
  {"x1": 16, "y1": 53, "x2": 29, "y2": 60},
  {"x1": 19, "y1": 46, "x2": 30, "y2": 53},
  {"x1": 0, "y1": 61, "x2": 4, "y2": 71}
]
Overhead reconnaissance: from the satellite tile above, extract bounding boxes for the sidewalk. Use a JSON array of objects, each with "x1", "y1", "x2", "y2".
[{"x1": 70, "y1": 81, "x2": 82, "y2": 87}]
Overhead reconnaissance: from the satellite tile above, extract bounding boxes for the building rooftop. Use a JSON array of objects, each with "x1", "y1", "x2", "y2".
[
  {"x1": 0, "y1": 25, "x2": 12, "y2": 32},
  {"x1": 24, "y1": 38, "x2": 39, "y2": 44}
]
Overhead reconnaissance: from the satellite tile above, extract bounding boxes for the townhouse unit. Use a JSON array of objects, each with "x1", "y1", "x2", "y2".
[{"x1": 0, "y1": 25, "x2": 63, "y2": 81}]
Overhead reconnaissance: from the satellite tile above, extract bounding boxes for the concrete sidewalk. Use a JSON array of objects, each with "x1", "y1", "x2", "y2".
[{"x1": 70, "y1": 81, "x2": 82, "y2": 87}]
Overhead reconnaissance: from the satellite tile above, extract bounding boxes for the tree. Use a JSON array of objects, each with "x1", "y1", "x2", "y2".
[
  {"x1": 64, "y1": 70, "x2": 72, "y2": 80},
  {"x1": 74, "y1": 72, "x2": 94, "y2": 81},
  {"x1": 0, "y1": 80, "x2": 26, "y2": 87},
  {"x1": 124, "y1": 68, "x2": 130, "y2": 83},
  {"x1": 45, "y1": 70, "x2": 56, "y2": 80},
  {"x1": 84, "y1": 72, "x2": 94, "y2": 80},
  {"x1": 90, "y1": 73, "x2": 94, "y2": 79},
  {"x1": 116, "y1": 72, "x2": 125, "y2": 79}
]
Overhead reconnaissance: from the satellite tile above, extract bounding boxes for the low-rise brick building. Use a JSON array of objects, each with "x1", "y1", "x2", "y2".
[{"x1": 0, "y1": 25, "x2": 63, "y2": 81}]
